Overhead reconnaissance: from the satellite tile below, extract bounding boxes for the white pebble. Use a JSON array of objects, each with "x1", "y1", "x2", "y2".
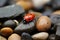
[
  {"x1": 32, "y1": 32, "x2": 49, "y2": 40},
  {"x1": 32, "y1": 0, "x2": 51, "y2": 8}
]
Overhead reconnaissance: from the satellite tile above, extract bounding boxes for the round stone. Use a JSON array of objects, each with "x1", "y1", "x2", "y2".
[
  {"x1": 32, "y1": 32, "x2": 49, "y2": 40},
  {"x1": 36, "y1": 16, "x2": 51, "y2": 31},
  {"x1": 8, "y1": 33, "x2": 21, "y2": 40},
  {"x1": 0, "y1": 27, "x2": 13, "y2": 36},
  {"x1": 50, "y1": 10, "x2": 60, "y2": 24},
  {"x1": 3, "y1": 20, "x2": 19, "y2": 28},
  {"x1": 0, "y1": 36, "x2": 7, "y2": 40},
  {"x1": 21, "y1": 32, "x2": 32, "y2": 40}
]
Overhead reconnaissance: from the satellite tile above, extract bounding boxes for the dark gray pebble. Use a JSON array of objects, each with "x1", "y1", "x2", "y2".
[
  {"x1": 0, "y1": 0, "x2": 7, "y2": 7},
  {"x1": 14, "y1": 20, "x2": 35, "y2": 34},
  {"x1": 21, "y1": 32, "x2": 32, "y2": 40},
  {"x1": 0, "y1": 4, "x2": 25, "y2": 19},
  {"x1": 3, "y1": 20, "x2": 18, "y2": 28}
]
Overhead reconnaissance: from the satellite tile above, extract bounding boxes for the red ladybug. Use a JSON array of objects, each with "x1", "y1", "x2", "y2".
[{"x1": 23, "y1": 13, "x2": 35, "y2": 23}]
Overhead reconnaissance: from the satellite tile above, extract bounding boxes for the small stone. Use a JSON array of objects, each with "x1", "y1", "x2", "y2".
[
  {"x1": 3, "y1": 20, "x2": 19, "y2": 28},
  {"x1": 32, "y1": 32, "x2": 49, "y2": 40},
  {"x1": 52, "y1": 0, "x2": 60, "y2": 9},
  {"x1": 32, "y1": 0, "x2": 51, "y2": 9},
  {"x1": 36, "y1": 16, "x2": 51, "y2": 31},
  {"x1": 0, "y1": 27, "x2": 13, "y2": 37},
  {"x1": 8, "y1": 33, "x2": 21, "y2": 40},
  {"x1": 16, "y1": 1, "x2": 32, "y2": 10},
  {"x1": 50, "y1": 10, "x2": 60, "y2": 24},
  {"x1": 14, "y1": 19, "x2": 35, "y2": 34},
  {"x1": 0, "y1": 36, "x2": 7, "y2": 40},
  {"x1": 21, "y1": 32, "x2": 32, "y2": 40}
]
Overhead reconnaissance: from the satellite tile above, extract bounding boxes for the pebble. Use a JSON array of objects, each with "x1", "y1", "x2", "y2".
[
  {"x1": 52, "y1": 0, "x2": 60, "y2": 9},
  {"x1": 14, "y1": 19, "x2": 35, "y2": 34},
  {"x1": 32, "y1": 32, "x2": 49, "y2": 40},
  {"x1": 3, "y1": 20, "x2": 19, "y2": 28},
  {"x1": 32, "y1": 0, "x2": 51, "y2": 9},
  {"x1": 52, "y1": 10, "x2": 60, "y2": 15},
  {"x1": 0, "y1": 4, "x2": 25, "y2": 19},
  {"x1": 21, "y1": 32, "x2": 32, "y2": 40},
  {"x1": 36, "y1": 16, "x2": 51, "y2": 31},
  {"x1": 0, "y1": 27, "x2": 13, "y2": 36},
  {"x1": 8, "y1": 33, "x2": 21, "y2": 40},
  {"x1": 0, "y1": 36, "x2": 7, "y2": 40},
  {"x1": 50, "y1": 10, "x2": 60, "y2": 24},
  {"x1": 16, "y1": 1, "x2": 32, "y2": 10}
]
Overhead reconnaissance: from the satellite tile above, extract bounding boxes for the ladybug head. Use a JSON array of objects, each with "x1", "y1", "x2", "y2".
[{"x1": 23, "y1": 13, "x2": 35, "y2": 23}]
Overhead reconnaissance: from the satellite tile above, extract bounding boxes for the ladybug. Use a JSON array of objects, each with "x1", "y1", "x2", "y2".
[{"x1": 23, "y1": 13, "x2": 35, "y2": 23}]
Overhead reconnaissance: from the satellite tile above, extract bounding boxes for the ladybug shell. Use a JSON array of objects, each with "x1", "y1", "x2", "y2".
[{"x1": 24, "y1": 13, "x2": 35, "y2": 22}]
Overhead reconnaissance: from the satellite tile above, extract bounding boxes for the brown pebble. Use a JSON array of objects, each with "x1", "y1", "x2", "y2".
[
  {"x1": 52, "y1": 10, "x2": 60, "y2": 15},
  {"x1": 36, "y1": 16, "x2": 51, "y2": 31},
  {"x1": 0, "y1": 27, "x2": 13, "y2": 36},
  {"x1": 16, "y1": 1, "x2": 32, "y2": 10}
]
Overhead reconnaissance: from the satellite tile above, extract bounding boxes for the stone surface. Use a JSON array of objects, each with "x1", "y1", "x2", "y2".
[{"x1": 16, "y1": 1, "x2": 32, "y2": 10}]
